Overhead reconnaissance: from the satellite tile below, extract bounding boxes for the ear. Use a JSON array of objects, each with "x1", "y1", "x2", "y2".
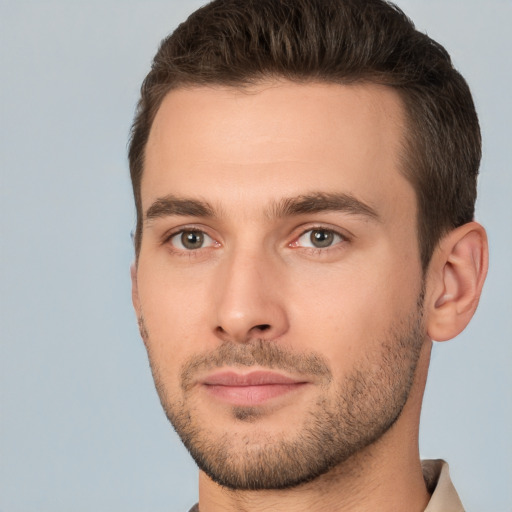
[
  {"x1": 425, "y1": 222, "x2": 488, "y2": 342},
  {"x1": 130, "y1": 262, "x2": 140, "y2": 313}
]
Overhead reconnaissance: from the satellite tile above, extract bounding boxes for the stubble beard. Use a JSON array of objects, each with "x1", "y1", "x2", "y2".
[{"x1": 140, "y1": 294, "x2": 425, "y2": 491}]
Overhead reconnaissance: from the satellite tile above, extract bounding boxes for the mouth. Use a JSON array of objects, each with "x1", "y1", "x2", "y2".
[{"x1": 201, "y1": 370, "x2": 309, "y2": 406}]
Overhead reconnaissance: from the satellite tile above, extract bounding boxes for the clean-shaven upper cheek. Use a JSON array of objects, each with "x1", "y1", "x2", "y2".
[{"x1": 136, "y1": 233, "x2": 422, "y2": 387}]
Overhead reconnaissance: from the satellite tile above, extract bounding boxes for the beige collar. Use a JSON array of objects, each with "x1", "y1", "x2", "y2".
[{"x1": 423, "y1": 460, "x2": 465, "y2": 512}]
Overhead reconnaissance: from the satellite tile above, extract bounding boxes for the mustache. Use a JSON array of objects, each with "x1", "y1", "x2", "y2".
[{"x1": 180, "y1": 339, "x2": 332, "y2": 392}]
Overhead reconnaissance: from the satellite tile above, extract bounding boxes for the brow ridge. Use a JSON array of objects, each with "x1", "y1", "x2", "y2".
[
  {"x1": 268, "y1": 192, "x2": 379, "y2": 220},
  {"x1": 144, "y1": 191, "x2": 379, "y2": 224},
  {"x1": 145, "y1": 195, "x2": 215, "y2": 222}
]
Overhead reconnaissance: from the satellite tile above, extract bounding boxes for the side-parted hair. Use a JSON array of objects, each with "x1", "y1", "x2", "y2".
[{"x1": 129, "y1": 0, "x2": 481, "y2": 271}]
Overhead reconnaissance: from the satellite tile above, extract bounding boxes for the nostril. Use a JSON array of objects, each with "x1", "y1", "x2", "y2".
[{"x1": 254, "y1": 324, "x2": 271, "y2": 332}]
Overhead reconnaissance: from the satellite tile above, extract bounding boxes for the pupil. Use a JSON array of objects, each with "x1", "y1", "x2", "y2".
[
  {"x1": 311, "y1": 230, "x2": 333, "y2": 248},
  {"x1": 182, "y1": 231, "x2": 203, "y2": 249}
]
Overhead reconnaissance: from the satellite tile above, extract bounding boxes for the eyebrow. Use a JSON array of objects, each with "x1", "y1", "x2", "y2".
[
  {"x1": 144, "y1": 191, "x2": 379, "y2": 224},
  {"x1": 145, "y1": 195, "x2": 215, "y2": 223},
  {"x1": 268, "y1": 192, "x2": 379, "y2": 220}
]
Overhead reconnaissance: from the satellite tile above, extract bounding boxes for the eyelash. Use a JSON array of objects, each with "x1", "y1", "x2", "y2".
[
  {"x1": 163, "y1": 227, "x2": 219, "y2": 256},
  {"x1": 162, "y1": 225, "x2": 350, "y2": 255},
  {"x1": 290, "y1": 226, "x2": 349, "y2": 253}
]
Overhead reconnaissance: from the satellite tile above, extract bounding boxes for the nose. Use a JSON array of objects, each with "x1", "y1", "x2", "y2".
[{"x1": 213, "y1": 249, "x2": 289, "y2": 344}]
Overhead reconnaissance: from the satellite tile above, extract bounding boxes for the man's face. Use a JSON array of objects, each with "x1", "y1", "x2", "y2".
[{"x1": 133, "y1": 81, "x2": 427, "y2": 489}]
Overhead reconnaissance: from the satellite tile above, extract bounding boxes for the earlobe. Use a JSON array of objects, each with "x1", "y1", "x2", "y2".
[{"x1": 426, "y1": 222, "x2": 488, "y2": 342}]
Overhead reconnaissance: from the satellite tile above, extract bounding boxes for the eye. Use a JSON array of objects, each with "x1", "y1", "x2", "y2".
[
  {"x1": 295, "y1": 228, "x2": 344, "y2": 249},
  {"x1": 169, "y1": 230, "x2": 216, "y2": 250}
]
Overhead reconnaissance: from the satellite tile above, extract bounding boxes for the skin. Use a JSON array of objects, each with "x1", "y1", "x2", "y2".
[{"x1": 131, "y1": 81, "x2": 488, "y2": 511}]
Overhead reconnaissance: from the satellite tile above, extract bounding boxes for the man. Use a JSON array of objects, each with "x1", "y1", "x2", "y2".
[{"x1": 128, "y1": 0, "x2": 488, "y2": 510}]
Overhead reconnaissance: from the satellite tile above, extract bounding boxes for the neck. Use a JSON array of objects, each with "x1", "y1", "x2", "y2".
[{"x1": 197, "y1": 343, "x2": 432, "y2": 512}]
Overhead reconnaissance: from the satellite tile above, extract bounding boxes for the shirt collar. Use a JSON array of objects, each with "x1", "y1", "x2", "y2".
[{"x1": 423, "y1": 459, "x2": 465, "y2": 512}]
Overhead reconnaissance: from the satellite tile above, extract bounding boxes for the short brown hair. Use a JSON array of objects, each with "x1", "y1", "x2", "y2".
[{"x1": 129, "y1": 0, "x2": 481, "y2": 270}]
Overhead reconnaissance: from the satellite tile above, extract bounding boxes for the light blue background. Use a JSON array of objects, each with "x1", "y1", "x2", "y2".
[{"x1": 1, "y1": 1, "x2": 511, "y2": 510}]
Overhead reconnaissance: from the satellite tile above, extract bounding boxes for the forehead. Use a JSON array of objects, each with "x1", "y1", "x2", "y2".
[{"x1": 143, "y1": 81, "x2": 414, "y2": 220}]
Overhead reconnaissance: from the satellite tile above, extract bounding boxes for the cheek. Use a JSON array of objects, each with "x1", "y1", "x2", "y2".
[
  {"x1": 136, "y1": 266, "x2": 213, "y2": 371},
  {"x1": 285, "y1": 256, "x2": 421, "y2": 370}
]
